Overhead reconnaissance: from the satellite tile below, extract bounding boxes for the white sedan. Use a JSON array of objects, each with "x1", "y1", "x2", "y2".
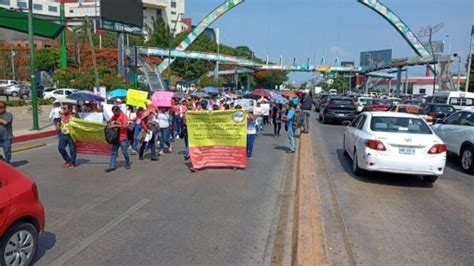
[
  {"x1": 43, "y1": 88, "x2": 77, "y2": 102},
  {"x1": 432, "y1": 110, "x2": 474, "y2": 174},
  {"x1": 343, "y1": 112, "x2": 446, "y2": 183}
]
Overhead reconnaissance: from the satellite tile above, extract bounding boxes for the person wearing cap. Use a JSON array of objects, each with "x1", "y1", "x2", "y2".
[
  {"x1": 58, "y1": 104, "x2": 77, "y2": 168},
  {"x1": 106, "y1": 106, "x2": 131, "y2": 172}
]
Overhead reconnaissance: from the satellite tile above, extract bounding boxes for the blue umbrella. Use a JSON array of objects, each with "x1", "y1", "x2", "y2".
[
  {"x1": 67, "y1": 92, "x2": 105, "y2": 102},
  {"x1": 271, "y1": 94, "x2": 289, "y2": 104},
  {"x1": 203, "y1": 87, "x2": 219, "y2": 95},
  {"x1": 108, "y1": 89, "x2": 128, "y2": 98}
]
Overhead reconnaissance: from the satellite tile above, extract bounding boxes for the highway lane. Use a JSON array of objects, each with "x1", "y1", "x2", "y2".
[
  {"x1": 10, "y1": 127, "x2": 292, "y2": 265},
  {"x1": 310, "y1": 115, "x2": 474, "y2": 265}
]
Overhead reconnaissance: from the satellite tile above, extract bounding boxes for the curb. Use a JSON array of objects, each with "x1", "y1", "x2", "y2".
[
  {"x1": 13, "y1": 129, "x2": 56, "y2": 144},
  {"x1": 291, "y1": 132, "x2": 327, "y2": 265},
  {"x1": 12, "y1": 141, "x2": 47, "y2": 153}
]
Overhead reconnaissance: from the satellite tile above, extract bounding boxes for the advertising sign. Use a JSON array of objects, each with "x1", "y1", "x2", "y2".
[
  {"x1": 360, "y1": 49, "x2": 392, "y2": 69},
  {"x1": 187, "y1": 110, "x2": 248, "y2": 170},
  {"x1": 69, "y1": 119, "x2": 112, "y2": 156},
  {"x1": 127, "y1": 89, "x2": 148, "y2": 108}
]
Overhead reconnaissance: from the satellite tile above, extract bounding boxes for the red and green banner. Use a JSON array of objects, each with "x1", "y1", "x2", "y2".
[
  {"x1": 69, "y1": 118, "x2": 112, "y2": 156},
  {"x1": 187, "y1": 110, "x2": 247, "y2": 170}
]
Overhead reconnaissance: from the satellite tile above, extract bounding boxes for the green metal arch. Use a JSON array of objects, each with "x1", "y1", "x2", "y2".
[{"x1": 358, "y1": 0, "x2": 431, "y2": 58}]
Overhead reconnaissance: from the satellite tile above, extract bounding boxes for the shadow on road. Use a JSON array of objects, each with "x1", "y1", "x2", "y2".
[
  {"x1": 34, "y1": 231, "x2": 56, "y2": 263},
  {"x1": 10, "y1": 160, "x2": 29, "y2": 167},
  {"x1": 273, "y1": 145, "x2": 290, "y2": 153},
  {"x1": 336, "y1": 149, "x2": 433, "y2": 188},
  {"x1": 445, "y1": 154, "x2": 469, "y2": 176}
]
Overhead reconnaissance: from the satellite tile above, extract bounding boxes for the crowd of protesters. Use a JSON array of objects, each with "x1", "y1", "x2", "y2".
[{"x1": 0, "y1": 90, "x2": 312, "y2": 171}]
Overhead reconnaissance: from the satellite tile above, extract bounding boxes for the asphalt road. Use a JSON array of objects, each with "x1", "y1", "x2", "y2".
[
  {"x1": 11, "y1": 127, "x2": 292, "y2": 265},
  {"x1": 310, "y1": 114, "x2": 474, "y2": 265}
]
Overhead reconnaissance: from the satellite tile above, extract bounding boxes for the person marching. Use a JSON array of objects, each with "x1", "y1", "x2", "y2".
[
  {"x1": 106, "y1": 106, "x2": 131, "y2": 172},
  {"x1": 58, "y1": 104, "x2": 77, "y2": 168}
]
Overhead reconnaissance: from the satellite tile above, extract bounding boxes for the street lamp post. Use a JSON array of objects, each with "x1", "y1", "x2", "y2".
[
  {"x1": 168, "y1": 13, "x2": 182, "y2": 89},
  {"x1": 28, "y1": 0, "x2": 39, "y2": 130},
  {"x1": 60, "y1": 1, "x2": 67, "y2": 69}
]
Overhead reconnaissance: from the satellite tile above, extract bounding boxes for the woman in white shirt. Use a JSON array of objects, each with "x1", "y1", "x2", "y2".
[{"x1": 156, "y1": 107, "x2": 172, "y2": 155}]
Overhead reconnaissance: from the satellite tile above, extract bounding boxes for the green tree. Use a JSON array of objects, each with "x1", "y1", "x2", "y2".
[
  {"x1": 146, "y1": 17, "x2": 170, "y2": 48},
  {"x1": 54, "y1": 68, "x2": 73, "y2": 87},
  {"x1": 36, "y1": 48, "x2": 60, "y2": 73}
]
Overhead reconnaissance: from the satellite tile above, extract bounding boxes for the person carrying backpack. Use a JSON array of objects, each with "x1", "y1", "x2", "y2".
[{"x1": 106, "y1": 106, "x2": 131, "y2": 172}]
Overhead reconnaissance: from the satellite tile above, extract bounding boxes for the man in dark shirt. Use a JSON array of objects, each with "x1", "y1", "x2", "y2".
[
  {"x1": 300, "y1": 92, "x2": 313, "y2": 133},
  {"x1": 0, "y1": 101, "x2": 13, "y2": 163}
]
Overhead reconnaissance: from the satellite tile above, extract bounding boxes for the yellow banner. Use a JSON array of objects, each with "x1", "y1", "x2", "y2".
[
  {"x1": 69, "y1": 118, "x2": 111, "y2": 155},
  {"x1": 126, "y1": 89, "x2": 148, "y2": 108},
  {"x1": 187, "y1": 110, "x2": 247, "y2": 147}
]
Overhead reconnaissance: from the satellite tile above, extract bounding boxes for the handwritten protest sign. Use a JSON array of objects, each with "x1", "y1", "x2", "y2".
[
  {"x1": 126, "y1": 89, "x2": 148, "y2": 108},
  {"x1": 187, "y1": 110, "x2": 247, "y2": 170}
]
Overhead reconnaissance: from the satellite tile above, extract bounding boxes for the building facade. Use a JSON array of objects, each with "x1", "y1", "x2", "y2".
[{"x1": 0, "y1": 0, "x2": 186, "y2": 35}]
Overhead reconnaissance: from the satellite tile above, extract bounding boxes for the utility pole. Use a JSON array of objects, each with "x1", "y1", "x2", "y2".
[
  {"x1": 466, "y1": 26, "x2": 473, "y2": 92},
  {"x1": 168, "y1": 13, "x2": 182, "y2": 88},
  {"x1": 214, "y1": 28, "x2": 220, "y2": 81},
  {"x1": 10, "y1": 46, "x2": 15, "y2": 81},
  {"x1": 60, "y1": 1, "x2": 67, "y2": 69},
  {"x1": 85, "y1": 16, "x2": 100, "y2": 89},
  {"x1": 429, "y1": 27, "x2": 437, "y2": 94},
  {"x1": 28, "y1": 0, "x2": 39, "y2": 130}
]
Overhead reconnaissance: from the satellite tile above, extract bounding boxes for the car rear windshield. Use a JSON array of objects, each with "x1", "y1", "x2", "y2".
[
  {"x1": 330, "y1": 99, "x2": 353, "y2": 105},
  {"x1": 370, "y1": 116, "x2": 432, "y2": 134},
  {"x1": 432, "y1": 105, "x2": 455, "y2": 113}
]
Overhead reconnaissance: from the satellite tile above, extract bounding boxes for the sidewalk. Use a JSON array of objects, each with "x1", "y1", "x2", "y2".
[{"x1": 12, "y1": 109, "x2": 56, "y2": 144}]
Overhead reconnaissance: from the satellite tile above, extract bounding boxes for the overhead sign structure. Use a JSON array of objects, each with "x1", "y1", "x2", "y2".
[
  {"x1": 360, "y1": 49, "x2": 392, "y2": 69},
  {"x1": 98, "y1": 0, "x2": 143, "y2": 35},
  {"x1": 422, "y1": 41, "x2": 444, "y2": 55},
  {"x1": 0, "y1": 7, "x2": 64, "y2": 38}
]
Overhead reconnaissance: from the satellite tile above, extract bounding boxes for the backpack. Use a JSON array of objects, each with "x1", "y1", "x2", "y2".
[{"x1": 104, "y1": 127, "x2": 120, "y2": 144}]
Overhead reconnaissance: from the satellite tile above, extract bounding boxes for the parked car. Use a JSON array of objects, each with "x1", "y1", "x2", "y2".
[
  {"x1": 421, "y1": 103, "x2": 456, "y2": 124},
  {"x1": 343, "y1": 112, "x2": 446, "y2": 182},
  {"x1": 0, "y1": 161, "x2": 45, "y2": 265},
  {"x1": 4, "y1": 84, "x2": 30, "y2": 99},
  {"x1": 388, "y1": 104, "x2": 433, "y2": 125},
  {"x1": 432, "y1": 110, "x2": 474, "y2": 174},
  {"x1": 43, "y1": 88, "x2": 77, "y2": 102},
  {"x1": 0, "y1": 80, "x2": 19, "y2": 88},
  {"x1": 362, "y1": 99, "x2": 392, "y2": 112},
  {"x1": 41, "y1": 87, "x2": 57, "y2": 99},
  {"x1": 355, "y1": 96, "x2": 374, "y2": 112},
  {"x1": 319, "y1": 96, "x2": 358, "y2": 124}
]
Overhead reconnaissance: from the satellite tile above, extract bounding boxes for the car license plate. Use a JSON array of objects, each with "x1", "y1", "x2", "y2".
[
  {"x1": 399, "y1": 148, "x2": 415, "y2": 155},
  {"x1": 337, "y1": 113, "x2": 345, "y2": 117}
]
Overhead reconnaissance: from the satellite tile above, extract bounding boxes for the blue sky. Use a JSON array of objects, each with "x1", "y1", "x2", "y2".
[{"x1": 185, "y1": 0, "x2": 474, "y2": 82}]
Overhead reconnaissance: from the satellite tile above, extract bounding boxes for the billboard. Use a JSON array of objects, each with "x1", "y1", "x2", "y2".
[
  {"x1": 421, "y1": 41, "x2": 444, "y2": 55},
  {"x1": 360, "y1": 49, "x2": 392, "y2": 69},
  {"x1": 341, "y1": 61, "x2": 355, "y2": 67},
  {"x1": 100, "y1": 0, "x2": 143, "y2": 27}
]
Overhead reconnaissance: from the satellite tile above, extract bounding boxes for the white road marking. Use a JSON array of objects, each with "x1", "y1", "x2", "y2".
[{"x1": 50, "y1": 198, "x2": 151, "y2": 266}]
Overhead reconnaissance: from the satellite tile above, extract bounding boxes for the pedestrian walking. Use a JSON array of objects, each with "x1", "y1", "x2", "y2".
[
  {"x1": 301, "y1": 92, "x2": 313, "y2": 133},
  {"x1": 58, "y1": 104, "x2": 77, "y2": 168},
  {"x1": 126, "y1": 105, "x2": 136, "y2": 151},
  {"x1": 157, "y1": 108, "x2": 172, "y2": 155},
  {"x1": 272, "y1": 104, "x2": 282, "y2": 137},
  {"x1": 246, "y1": 109, "x2": 257, "y2": 158},
  {"x1": 139, "y1": 107, "x2": 158, "y2": 161},
  {"x1": 49, "y1": 102, "x2": 61, "y2": 135},
  {"x1": 261, "y1": 100, "x2": 270, "y2": 125},
  {"x1": 132, "y1": 107, "x2": 144, "y2": 154},
  {"x1": 0, "y1": 101, "x2": 13, "y2": 164},
  {"x1": 106, "y1": 106, "x2": 131, "y2": 172},
  {"x1": 255, "y1": 102, "x2": 264, "y2": 134},
  {"x1": 283, "y1": 103, "x2": 296, "y2": 153}
]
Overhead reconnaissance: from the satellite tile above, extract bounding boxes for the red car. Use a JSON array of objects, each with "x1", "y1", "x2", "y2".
[
  {"x1": 0, "y1": 162, "x2": 45, "y2": 265},
  {"x1": 362, "y1": 99, "x2": 392, "y2": 112}
]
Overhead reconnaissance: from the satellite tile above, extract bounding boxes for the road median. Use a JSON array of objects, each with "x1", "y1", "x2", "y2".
[{"x1": 292, "y1": 131, "x2": 327, "y2": 265}]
